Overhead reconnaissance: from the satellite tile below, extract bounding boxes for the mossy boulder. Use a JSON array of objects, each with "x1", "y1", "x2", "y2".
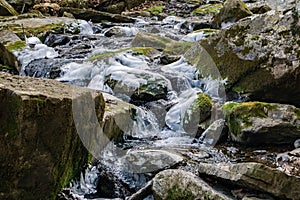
[
  {"x1": 0, "y1": 72, "x2": 105, "y2": 199},
  {"x1": 222, "y1": 102, "x2": 300, "y2": 145},
  {"x1": 152, "y1": 169, "x2": 232, "y2": 200},
  {"x1": 163, "y1": 41, "x2": 193, "y2": 55},
  {"x1": 0, "y1": 30, "x2": 24, "y2": 72},
  {"x1": 194, "y1": 9, "x2": 300, "y2": 106},
  {"x1": 0, "y1": 0, "x2": 18, "y2": 16},
  {"x1": 0, "y1": 16, "x2": 76, "y2": 40},
  {"x1": 183, "y1": 93, "x2": 213, "y2": 135},
  {"x1": 212, "y1": 0, "x2": 252, "y2": 28},
  {"x1": 197, "y1": 162, "x2": 300, "y2": 199},
  {"x1": 131, "y1": 32, "x2": 175, "y2": 51}
]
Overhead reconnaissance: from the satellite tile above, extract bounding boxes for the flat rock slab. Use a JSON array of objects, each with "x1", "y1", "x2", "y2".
[{"x1": 197, "y1": 162, "x2": 300, "y2": 200}]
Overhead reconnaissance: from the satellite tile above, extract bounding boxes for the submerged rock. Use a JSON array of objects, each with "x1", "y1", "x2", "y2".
[
  {"x1": 222, "y1": 102, "x2": 300, "y2": 145},
  {"x1": 152, "y1": 169, "x2": 232, "y2": 200},
  {"x1": 212, "y1": 0, "x2": 252, "y2": 28},
  {"x1": 198, "y1": 9, "x2": 300, "y2": 106},
  {"x1": 0, "y1": 72, "x2": 105, "y2": 199},
  {"x1": 197, "y1": 162, "x2": 300, "y2": 200}
]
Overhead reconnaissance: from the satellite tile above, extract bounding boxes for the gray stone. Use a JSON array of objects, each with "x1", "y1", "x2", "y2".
[
  {"x1": 212, "y1": 0, "x2": 252, "y2": 28},
  {"x1": 197, "y1": 162, "x2": 300, "y2": 200},
  {"x1": 222, "y1": 102, "x2": 300, "y2": 145},
  {"x1": 152, "y1": 169, "x2": 232, "y2": 200},
  {"x1": 194, "y1": 10, "x2": 300, "y2": 106}
]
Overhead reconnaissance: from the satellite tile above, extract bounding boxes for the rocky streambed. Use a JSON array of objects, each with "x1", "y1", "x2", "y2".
[{"x1": 1, "y1": 0, "x2": 300, "y2": 199}]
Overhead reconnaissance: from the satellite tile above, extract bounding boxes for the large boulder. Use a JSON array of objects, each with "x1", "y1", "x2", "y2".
[
  {"x1": 212, "y1": 0, "x2": 252, "y2": 28},
  {"x1": 0, "y1": 72, "x2": 105, "y2": 199},
  {"x1": 152, "y1": 169, "x2": 232, "y2": 200},
  {"x1": 222, "y1": 102, "x2": 300, "y2": 145},
  {"x1": 197, "y1": 162, "x2": 300, "y2": 200},
  {"x1": 0, "y1": 0, "x2": 18, "y2": 15},
  {"x1": 194, "y1": 9, "x2": 300, "y2": 106}
]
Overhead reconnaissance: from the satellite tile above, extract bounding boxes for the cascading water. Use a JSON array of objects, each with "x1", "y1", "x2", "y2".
[{"x1": 17, "y1": 15, "x2": 229, "y2": 200}]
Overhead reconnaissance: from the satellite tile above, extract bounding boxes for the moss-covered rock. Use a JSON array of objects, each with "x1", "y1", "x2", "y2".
[
  {"x1": 183, "y1": 93, "x2": 213, "y2": 134},
  {"x1": 131, "y1": 32, "x2": 175, "y2": 51},
  {"x1": 222, "y1": 102, "x2": 300, "y2": 145},
  {"x1": 212, "y1": 0, "x2": 252, "y2": 28},
  {"x1": 0, "y1": 30, "x2": 24, "y2": 72},
  {"x1": 0, "y1": 0, "x2": 18, "y2": 16},
  {"x1": 152, "y1": 169, "x2": 232, "y2": 200},
  {"x1": 195, "y1": 9, "x2": 300, "y2": 106},
  {"x1": 192, "y1": 3, "x2": 223, "y2": 16},
  {"x1": 0, "y1": 72, "x2": 106, "y2": 199}
]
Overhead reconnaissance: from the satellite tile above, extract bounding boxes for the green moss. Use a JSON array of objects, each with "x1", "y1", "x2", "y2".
[
  {"x1": 88, "y1": 47, "x2": 156, "y2": 61},
  {"x1": 192, "y1": 4, "x2": 223, "y2": 16},
  {"x1": 222, "y1": 102, "x2": 278, "y2": 136},
  {"x1": 164, "y1": 185, "x2": 195, "y2": 200},
  {"x1": 144, "y1": 5, "x2": 163, "y2": 16},
  {"x1": 5, "y1": 40, "x2": 26, "y2": 51}
]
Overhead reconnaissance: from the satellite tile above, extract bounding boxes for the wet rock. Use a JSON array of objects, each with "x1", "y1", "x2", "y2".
[
  {"x1": 197, "y1": 162, "x2": 300, "y2": 199},
  {"x1": 131, "y1": 32, "x2": 175, "y2": 50},
  {"x1": 102, "y1": 93, "x2": 136, "y2": 142},
  {"x1": 212, "y1": 0, "x2": 252, "y2": 28},
  {"x1": 62, "y1": 7, "x2": 135, "y2": 23},
  {"x1": 0, "y1": 16, "x2": 76, "y2": 39},
  {"x1": 222, "y1": 102, "x2": 300, "y2": 145},
  {"x1": 0, "y1": 0, "x2": 18, "y2": 16},
  {"x1": 122, "y1": 149, "x2": 184, "y2": 173},
  {"x1": 105, "y1": 66, "x2": 171, "y2": 103},
  {"x1": 104, "y1": 26, "x2": 139, "y2": 37},
  {"x1": 197, "y1": 10, "x2": 300, "y2": 106},
  {"x1": 199, "y1": 119, "x2": 227, "y2": 146},
  {"x1": 24, "y1": 58, "x2": 74, "y2": 79},
  {"x1": 0, "y1": 30, "x2": 24, "y2": 72},
  {"x1": 183, "y1": 93, "x2": 213, "y2": 134},
  {"x1": 152, "y1": 169, "x2": 232, "y2": 200},
  {"x1": 44, "y1": 33, "x2": 71, "y2": 47},
  {"x1": 0, "y1": 72, "x2": 105, "y2": 199}
]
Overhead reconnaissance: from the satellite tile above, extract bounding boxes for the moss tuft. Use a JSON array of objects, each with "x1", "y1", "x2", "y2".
[
  {"x1": 5, "y1": 40, "x2": 26, "y2": 51},
  {"x1": 144, "y1": 5, "x2": 163, "y2": 16},
  {"x1": 192, "y1": 4, "x2": 223, "y2": 16},
  {"x1": 222, "y1": 101, "x2": 278, "y2": 136}
]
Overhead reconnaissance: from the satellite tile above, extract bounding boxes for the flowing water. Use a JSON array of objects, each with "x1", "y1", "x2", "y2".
[{"x1": 15, "y1": 12, "x2": 285, "y2": 200}]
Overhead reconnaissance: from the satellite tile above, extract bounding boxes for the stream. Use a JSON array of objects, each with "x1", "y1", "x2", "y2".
[{"x1": 15, "y1": 9, "x2": 292, "y2": 200}]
